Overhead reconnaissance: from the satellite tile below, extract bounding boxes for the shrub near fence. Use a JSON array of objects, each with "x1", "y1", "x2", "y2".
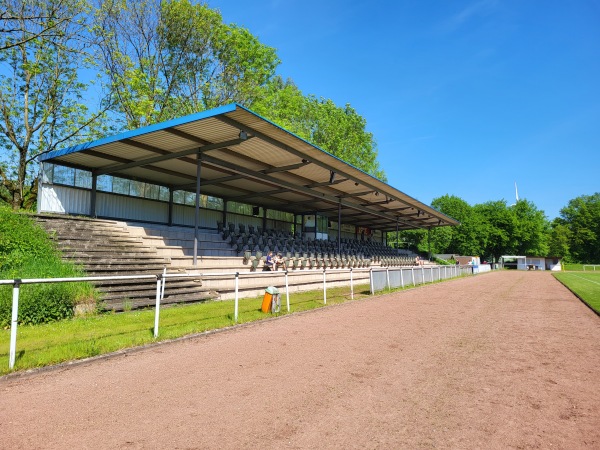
[{"x1": 0, "y1": 208, "x2": 98, "y2": 326}]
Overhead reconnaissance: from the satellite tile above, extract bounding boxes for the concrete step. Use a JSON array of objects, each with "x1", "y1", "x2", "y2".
[
  {"x1": 89, "y1": 275, "x2": 195, "y2": 291},
  {"x1": 83, "y1": 268, "x2": 170, "y2": 277},
  {"x1": 64, "y1": 256, "x2": 170, "y2": 265},
  {"x1": 61, "y1": 250, "x2": 162, "y2": 258},
  {"x1": 35, "y1": 214, "x2": 124, "y2": 228},
  {"x1": 104, "y1": 290, "x2": 219, "y2": 312},
  {"x1": 140, "y1": 234, "x2": 225, "y2": 245},
  {"x1": 58, "y1": 240, "x2": 156, "y2": 254},
  {"x1": 100, "y1": 285, "x2": 208, "y2": 301},
  {"x1": 52, "y1": 235, "x2": 144, "y2": 244}
]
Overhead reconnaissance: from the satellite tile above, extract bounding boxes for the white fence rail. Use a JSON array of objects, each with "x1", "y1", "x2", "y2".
[{"x1": 2, "y1": 265, "x2": 474, "y2": 370}]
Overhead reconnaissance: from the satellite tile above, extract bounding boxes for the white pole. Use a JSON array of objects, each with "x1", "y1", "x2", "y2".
[
  {"x1": 386, "y1": 268, "x2": 390, "y2": 291},
  {"x1": 323, "y1": 268, "x2": 327, "y2": 304},
  {"x1": 234, "y1": 272, "x2": 239, "y2": 322},
  {"x1": 400, "y1": 268, "x2": 404, "y2": 288},
  {"x1": 153, "y1": 276, "x2": 161, "y2": 338},
  {"x1": 422, "y1": 266, "x2": 425, "y2": 284},
  {"x1": 350, "y1": 267, "x2": 354, "y2": 300},
  {"x1": 285, "y1": 270, "x2": 290, "y2": 312},
  {"x1": 411, "y1": 267, "x2": 415, "y2": 286},
  {"x1": 9, "y1": 280, "x2": 21, "y2": 370},
  {"x1": 161, "y1": 266, "x2": 167, "y2": 299},
  {"x1": 369, "y1": 267, "x2": 374, "y2": 294}
]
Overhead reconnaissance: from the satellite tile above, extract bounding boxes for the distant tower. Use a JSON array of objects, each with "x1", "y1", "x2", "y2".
[{"x1": 511, "y1": 182, "x2": 519, "y2": 206}]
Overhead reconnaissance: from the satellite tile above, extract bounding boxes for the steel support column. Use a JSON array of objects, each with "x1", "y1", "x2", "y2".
[{"x1": 193, "y1": 155, "x2": 202, "y2": 266}]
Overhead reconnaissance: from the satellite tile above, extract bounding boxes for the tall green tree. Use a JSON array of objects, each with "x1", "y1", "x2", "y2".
[
  {"x1": 0, "y1": 0, "x2": 108, "y2": 210},
  {"x1": 0, "y1": 2, "x2": 74, "y2": 51},
  {"x1": 430, "y1": 194, "x2": 484, "y2": 256},
  {"x1": 252, "y1": 76, "x2": 385, "y2": 180},
  {"x1": 94, "y1": 0, "x2": 279, "y2": 129},
  {"x1": 511, "y1": 199, "x2": 549, "y2": 256},
  {"x1": 473, "y1": 200, "x2": 515, "y2": 263},
  {"x1": 547, "y1": 222, "x2": 571, "y2": 260},
  {"x1": 554, "y1": 193, "x2": 600, "y2": 263}
]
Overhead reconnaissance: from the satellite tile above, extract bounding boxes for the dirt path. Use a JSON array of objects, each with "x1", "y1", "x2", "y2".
[{"x1": 1, "y1": 271, "x2": 599, "y2": 449}]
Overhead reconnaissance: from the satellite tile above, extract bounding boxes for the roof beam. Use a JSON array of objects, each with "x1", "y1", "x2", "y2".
[
  {"x1": 199, "y1": 153, "x2": 426, "y2": 228},
  {"x1": 95, "y1": 138, "x2": 247, "y2": 176}
]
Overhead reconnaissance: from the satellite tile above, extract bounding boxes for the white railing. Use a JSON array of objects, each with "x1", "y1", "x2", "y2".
[
  {"x1": 583, "y1": 265, "x2": 600, "y2": 271},
  {"x1": 1, "y1": 265, "x2": 474, "y2": 370}
]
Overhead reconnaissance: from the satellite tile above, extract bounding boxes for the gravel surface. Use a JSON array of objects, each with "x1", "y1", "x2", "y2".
[{"x1": 1, "y1": 271, "x2": 599, "y2": 449}]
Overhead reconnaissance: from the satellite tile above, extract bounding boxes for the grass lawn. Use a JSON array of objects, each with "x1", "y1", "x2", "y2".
[
  {"x1": 0, "y1": 285, "x2": 373, "y2": 376},
  {"x1": 554, "y1": 272, "x2": 600, "y2": 314}
]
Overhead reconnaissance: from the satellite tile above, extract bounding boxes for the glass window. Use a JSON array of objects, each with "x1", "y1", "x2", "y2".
[
  {"x1": 74, "y1": 169, "x2": 92, "y2": 189},
  {"x1": 53, "y1": 165, "x2": 75, "y2": 185},
  {"x1": 97, "y1": 175, "x2": 112, "y2": 192},
  {"x1": 158, "y1": 186, "x2": 170, "y2": 202},
  {"x1": 112, "y1": 177, "x2": 130, "y2": 195},
  {"x1": 172, "y1": 190, "x2": 185, "y2": 204}
]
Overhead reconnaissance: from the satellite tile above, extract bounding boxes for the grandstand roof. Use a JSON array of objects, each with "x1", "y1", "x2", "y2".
[{"x1": 39, "y1": 104, "x2": 458, "y2": 231}]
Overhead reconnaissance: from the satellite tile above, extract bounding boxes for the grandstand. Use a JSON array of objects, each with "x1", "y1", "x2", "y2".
[{"x1": 37, "y1": 103, "x2": 458, "y2": 309}]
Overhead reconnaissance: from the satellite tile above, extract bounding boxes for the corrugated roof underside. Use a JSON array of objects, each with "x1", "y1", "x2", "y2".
[{"x1": 41, "y1": 105, "x2": 458, "y2": 229}]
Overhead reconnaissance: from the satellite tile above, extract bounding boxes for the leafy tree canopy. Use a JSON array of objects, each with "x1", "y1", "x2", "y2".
[
  {"x1": 251, "y1": 77, "x2": 385, "y2": 180},
  {"x1": 553, "y1": 193, "x2": 600, "y2": 263},
  {"x1": 94, "y1": 0, "x2": 280, "y2": 128},
  {"x1": 0, "y1": 0, "x2": 110, "y2": 210}
]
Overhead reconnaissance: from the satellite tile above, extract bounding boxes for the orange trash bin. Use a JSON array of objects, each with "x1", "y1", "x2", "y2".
[{"x1": 261, "y1": 286, "x2": 280, "y2": 313}]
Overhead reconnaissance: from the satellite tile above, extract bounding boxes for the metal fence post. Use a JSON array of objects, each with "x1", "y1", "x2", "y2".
[
  {"x1": 411, "y1": 267, "x2": 415, "y2": 286},
  {"x1": 154, "y1": 275, "x2": 161, "y2": 338},
  {"x1": 386, "y1": 268, "x2": 390, "y2": 291},
  {"x1": 350, "y1": 267, "x2": 354, "y2": 300},
  {"x1": 369, "y1": 267, "x2": 374, "y2": 294},
  {"x1": 234, "y1": 272, "x2": 239, "y2": 322},
  {"x1": 9, "y1": 279, "x2": 21, "y2": 370},
  {"x1": 400, "y1": 268, "x2": 404, "y2": 288},
  {"x1": 323, "y1": 268, "x2": 327, "y2": 304},
  {"x1": 161, "y1": 266, "x2": 167, "y2": 299},
  {"x1": 285, "y1": 270, "x2": 290, "y2": 312}
]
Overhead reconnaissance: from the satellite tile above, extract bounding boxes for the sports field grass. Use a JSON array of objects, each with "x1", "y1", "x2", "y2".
[
  {"x1": 553, "y1": 271, "x2": 600, "y2": 314},
  {"x1": 562, "y1": 263, "x2": 600, "y2": 271}
]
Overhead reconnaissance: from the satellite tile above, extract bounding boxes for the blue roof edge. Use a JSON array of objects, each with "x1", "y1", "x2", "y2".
[{"x1": 39, "y1": 103, "x2": 239, "y2": 162}]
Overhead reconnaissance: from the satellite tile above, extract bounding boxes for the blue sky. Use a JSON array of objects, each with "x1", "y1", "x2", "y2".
[{"x1": 209, "y1": 0, "x2": 600, "y2": 220}]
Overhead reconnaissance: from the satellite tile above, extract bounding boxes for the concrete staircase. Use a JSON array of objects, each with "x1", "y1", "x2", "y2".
[
  {"x1": 35, "y1": 215, "x2": 218, "y2": 311},
  {"x1": 35, "y1": 215, "x2": 375, "y2": 308}
]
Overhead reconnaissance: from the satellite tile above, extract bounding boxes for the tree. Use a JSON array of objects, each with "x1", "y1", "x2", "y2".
[
  {"x1": 554, "y1": 193, "x2": 600, "y2": 263},
  {"x1": 252, "y1": 76, "x2": 385, "y2": 180},
  {"x1": 430, "y1": 195, "x2": 484, "y2": 256},
  {"x1": 511, "y1": 199, "x2": 549, "y2": 256},
  {"x1": 0, "y1": 1, "x2": 75, "y2": 51},
  {"x1": 473, "y1": 200, "x2": 515, "y2": 263},
  {"x1": 0, "y1": 0, "x2": 109, "y2": 210},
  {"x1": 547, "y1": 222, "x2": 571, "y2": 260},
  {"x1": 94, "y1": 0, "x2": 279, "y2": 129}
]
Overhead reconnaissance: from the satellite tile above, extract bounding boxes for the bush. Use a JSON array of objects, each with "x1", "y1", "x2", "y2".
[{"x1": 0, "y1": 208, "x2": 98, "y2": 326}]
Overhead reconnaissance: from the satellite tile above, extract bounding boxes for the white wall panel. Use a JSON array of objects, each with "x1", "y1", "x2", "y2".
[
  {"x1": 97, "y1": 193, "x2": 168, "y2": 222},
  {"x1": 39, "y1": 184, "x2": 90, "y2": 215},
  {"x1": 173, "y1": 204, "x2": 220, "y2": 228}
]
